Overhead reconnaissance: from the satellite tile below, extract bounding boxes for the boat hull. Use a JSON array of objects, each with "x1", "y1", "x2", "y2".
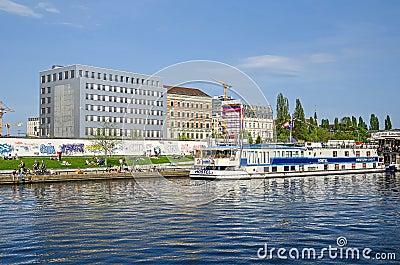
[{"x1": 190, "y1": 167, "x2": 385, "y2": 180}]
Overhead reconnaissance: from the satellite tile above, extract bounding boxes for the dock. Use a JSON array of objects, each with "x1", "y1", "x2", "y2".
[{"x1": 0, "y1": 167, "x2": 190, "y2": 185}]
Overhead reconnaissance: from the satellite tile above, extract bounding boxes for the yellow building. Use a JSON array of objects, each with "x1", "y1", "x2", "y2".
[{"x1": 166, "y1": 85, "x2": 212, "y2": 140}]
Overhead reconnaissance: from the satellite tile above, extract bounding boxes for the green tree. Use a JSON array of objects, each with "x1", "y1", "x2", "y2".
[
  {"x1": 91, "y1": 120, "x2": 120, "y2": 166},
  {"x1": 292, "y1": 99, "x2": 307, "y2": 141},
  {"x1": 358, "y1": 116, "x2": 367, "y2": 130},
  {"x1": 351, "y1": 116, "x2": 357, "y2": 128},
  {"x1": 334, "y1": 117, "x2": 339, "y2": 131},
  {"x1": 385, "y1": 115, "x2": 392, "y2": 130},
  {"x1": 276, "y1": 93, "x2": 290, "y2": 121},
  {"x1": 275, "y1": 93, "x2": 290, "y2": 141},
  {"x1": 369, "y1": 114, "x2": 379, "y2": 130},
  {"x1": 321, "y1": 119, "x2": 330, "y2": 129},
  {"x1": 255, "y1": 135, "x2": 262, "y2": 144}
]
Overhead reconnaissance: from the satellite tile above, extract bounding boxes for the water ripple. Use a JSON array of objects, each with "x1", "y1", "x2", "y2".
[{"x1": 0, "y1": 173, "x2": 399, "y2": 264}]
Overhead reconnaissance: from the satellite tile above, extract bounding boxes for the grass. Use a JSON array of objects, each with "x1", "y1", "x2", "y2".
[{"x1": 0, "y1": 155, "x2": 194, "y2": 171}]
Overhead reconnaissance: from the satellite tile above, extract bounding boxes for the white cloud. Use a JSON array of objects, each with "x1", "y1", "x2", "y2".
[
  {"x1": 37, "y1": 2, "x2": 60, "y2": 13},
  {"x1": 238, "y1": 55, "x2": 301, "y2": 76},
  {"x1": 0, "y1": 0, "x2": 42, "y2": 18},
  {"x1": 308, "y1": 53, "x2": 336, "y2": 63}
]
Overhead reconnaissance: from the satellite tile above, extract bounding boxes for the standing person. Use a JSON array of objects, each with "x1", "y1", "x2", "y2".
[
  {"x1": 18, "y1": 160, "x2": 25, "y2": 173},
  {"x1": 57, "y1": 151, "x2": 62, "y2": 161},
  {"x1": 12, "y1": 170, "x2": 17, "y2": 182}
]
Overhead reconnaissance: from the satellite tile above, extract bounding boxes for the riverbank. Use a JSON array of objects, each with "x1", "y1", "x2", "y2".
[{"x1": 0, "y1": 166, "x2": 190, "y2": 185}]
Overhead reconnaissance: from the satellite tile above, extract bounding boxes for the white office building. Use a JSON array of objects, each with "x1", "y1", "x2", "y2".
[
  {"x1": 39, "y1": 64, "x2": 166, "y2": 139},
  {"x1": 27, "y1": 117, "x2": 39, "y2": 137}
]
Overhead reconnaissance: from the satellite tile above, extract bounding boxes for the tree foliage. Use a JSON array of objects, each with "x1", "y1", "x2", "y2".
[
  {"x1": 369, "y1": 114, "x2": 379, "y2": 130},
  {"x1": 90, "y1": 121, "x2": 121, "y2": 165},
  {"x1": 385, "y1": 115, "x2": 392, "y2": 130},
  {"x1": 273, "y1": 93, "x2": 392, "y2": 143}
]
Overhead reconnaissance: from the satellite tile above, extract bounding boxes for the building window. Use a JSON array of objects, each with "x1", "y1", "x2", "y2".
[
  {"x1": 41, "y1": 75, "x2": 45, "y2": 83},
  {"x1": 171, "y1": 101, "x2": 174, "y2": 107},
  {"x1": 91, "y1": 72, "x2": 95, "y2": 78},
  {"x1": 71, "y1": 70, "x2": 75, "y2": 78},
  {"x1": 41, "y1": 98, "x2": 46, "y2": 104},
  {"x1": 47, "y1": 107, "x2": 51, "y2": 114},
  {"x1": 47, "y1": 87, "x2": 51, "y2": 93},
  {"x1": 41, "y1": 88, "x2": 45, "y2": 94},
  {"x1": 85, "y1": 71, "x2": 89, "y2": 78},
  {"x1": 47, "y1": 97, "x2": 51, "y2": 103},
  {"x1": 53, "y1": 73, "x2": 57, "y2": 81},
  {"x1": 47, "y1": 75, "x2": 51, "y2": 82},
  {"x1": 58, "y1": 72, "x2": 63, "y2": 80},
  {"x1": 65, "y1": 71, "x2": 69, "y2": 79},
  {"x1": 79, "y1": 70, "x2": 83, "y2": 77}
]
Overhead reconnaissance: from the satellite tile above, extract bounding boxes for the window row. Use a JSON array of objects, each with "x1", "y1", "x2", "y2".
[
  {"x1": 170, "y1": 100, "x2": 209, "y2": 109},
  {"x1": 85, "y1": 104, "x2": 164, "y2": 116},
  {"x1": 170, "y1": 121, "x2": 210, "y2": 129},
  {"x1": 176, "y1": 132, "x2": 209, "y2": 140},
  {"x1": 86, "y1": 83, "x2": 163, "y2": 97},
  {"x1": 40, "y1": 107, "x2": 51, "y2": 114},
  {"x1": 40, "y1": 97, "x2": 51, "y2": 104},
  {"x1": 41, "y1": 117, "x2": 51, "y2": 124},
  {"x1": 85, "y1": 93, "x2": 164, "y2": 107},
  {"x1": 41, "y1": 69, "x2": 161, "y2": 88},
  {"x1": 85, "y1": 115, "x2": 163, "y2": 125},
  {"x1": 79, "y1": 70, "x2": 161, "y2": 87},
  {"x1": 41, "y1": 70, "x2": 75, "y2": 83},
  {"x1": 40, "y1": 87, "x2": 52, "y2": 94},
  {"x1": 85, "y1": 127, "x2": 161, "y2": 138},
  {"x1": 170, "y1": 111, "x2": 210, "y2": 119}
]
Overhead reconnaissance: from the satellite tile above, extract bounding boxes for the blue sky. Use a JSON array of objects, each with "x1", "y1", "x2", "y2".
[{"x1": 0, "y1": 0, "x2": 399, "y2": 135}]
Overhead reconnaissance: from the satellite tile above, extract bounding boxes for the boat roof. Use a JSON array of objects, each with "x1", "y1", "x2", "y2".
[{"x1": 204, "y1": 143, "x2": 306, "y2": 150}]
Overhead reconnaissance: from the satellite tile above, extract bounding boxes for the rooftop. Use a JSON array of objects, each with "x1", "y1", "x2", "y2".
[{"x1": 165, "y1": 85, "x2": 211, "y2": 98}]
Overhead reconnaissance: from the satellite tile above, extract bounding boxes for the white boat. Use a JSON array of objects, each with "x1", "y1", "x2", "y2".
[{"x1": 189, "y1": 141, "x2": 385, "y2": 180}]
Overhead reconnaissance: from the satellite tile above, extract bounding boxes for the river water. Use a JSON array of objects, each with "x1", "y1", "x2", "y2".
[{"x1": 0, "y1": 173, "x2": 399, "y2": 264}]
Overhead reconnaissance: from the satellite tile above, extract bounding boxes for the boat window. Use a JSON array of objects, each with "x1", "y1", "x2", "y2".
[
  {"x1": 301, "y1": 151, "x2": 304, "y2": 157},
  {"x1": 352, "y1": 163, "x2": 356, "y2": 169},
  {"x1": 291, "y1": 166, "x2": 296, "y2": 171},
  {"x1": 345, "y1": 151, "x2": 349, "y2": 157},
  {"x1": 333, "y1": 151, "x2": 337, "y2": 157},
  {"x1": 356, "y1": 151, "x2": 360, "y2": 157},
  {"x1": 367, "y1": 151, "x2": 371, "y2": 157},
  {"x1": 284, "y1": 166, "x2": 289, "y2": 171},
  {"x1": 272, "y1": 166, "x2": 277, "y2": 172}
]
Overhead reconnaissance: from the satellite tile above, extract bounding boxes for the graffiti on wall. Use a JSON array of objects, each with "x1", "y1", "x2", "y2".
[
  {"x1": 61, "y1": 143, "x2": 85, "y2": 155},
  {"x1": 0, "y1": 143, "x2": 12, "y2": 154},
  {"x1": 40, "y1": 144, "x2": 56, "y2": 154}
]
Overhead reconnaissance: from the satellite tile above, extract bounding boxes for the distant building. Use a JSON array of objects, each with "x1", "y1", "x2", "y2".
[
  {"x1": 39, "y1": 64, "x2": 166, "y2": 139},
  {"x1": 166, "y1": 85, "x2": 212, "y2": 140},
  {"x1": 221, "y1": 100, "x2": 274, "y2": 142},
  {"x1": 27, "y1": 117, "x2": 39, "y2": 137}
]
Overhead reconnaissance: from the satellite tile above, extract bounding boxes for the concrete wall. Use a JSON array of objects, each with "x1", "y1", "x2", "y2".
[{"x1": 0, "y1": 138, "x2": 207, "y2": 157}]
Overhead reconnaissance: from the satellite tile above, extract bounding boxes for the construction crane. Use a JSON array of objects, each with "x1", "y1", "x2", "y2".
[
  {"x1": 212, "y1": 78, "x2": 232, "y2": 101},
  {"x1": 0, "y1": 101, "x2": 15, "y2": 136},
  {"x1": 5, "y1": 122, "x2": 23, "y2": 137}
]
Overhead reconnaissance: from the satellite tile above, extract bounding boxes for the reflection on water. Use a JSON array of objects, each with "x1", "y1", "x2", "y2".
[{"x1": 0, "y1": 173, "x2": 399, "y2": 264}]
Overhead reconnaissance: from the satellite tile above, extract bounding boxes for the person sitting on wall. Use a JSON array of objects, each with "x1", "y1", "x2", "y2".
[
  {"x1": 97, "y1": 157, "x2": 105, "y2": 166},
  {"x1": 75, "y1": 168, "x2": 83, "y2": 174},
  {"x1": 40, "y1": 160, "x2": 46, "y2": 174},
  {"x1": 33, "y1": 160, "x2": 39, "y2": 173}
]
